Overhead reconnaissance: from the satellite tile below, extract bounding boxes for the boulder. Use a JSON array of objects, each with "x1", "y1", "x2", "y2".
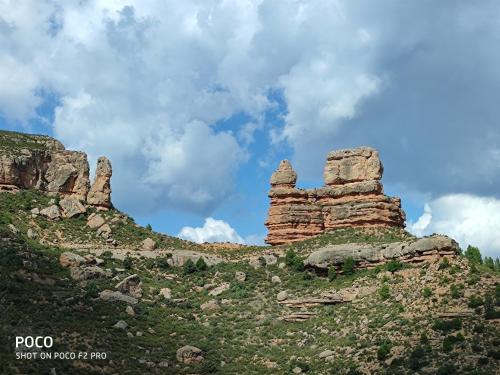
[
  {"x1": 59, "y1": 252, "x2": 86, "y2": 268},
  {"x1": 87, "y1": 156, "x2": 112, "y2": 208},
  {"x1": 235, "y1": 271, "x2": 246, "y2": 282},
  {"x1": 271, "y1": 276, "x2": 281, "y2": 284},
  {"x1": 141, "y1": 237, "x2": 156, "y2": 251},
  {"x1": 208, "y1": 283, "x2": 230, "y2": 297},
  {"x1": 159, "y1": 288, "x2": 172, "y2": 300},
  {"x1": 70, "y1": 266, "x2": 110, "y2": 281},
  {"x1": 40, "y1": 205, "x2": 61, "y2": 220},
  {"x1": 97, "y1": 223, "x2": 112, "y2": 237},
  {"x1": 201, "y1": 300, "x2": 220, "y2": 311},
  {"x1": 59, "y1": 196, "x2": 86, "y2": 218},
  {"x1": 277, "y1": 291, "x2": 288, "y2": 301},
  {"x1": 115, "y1": 274, "x2": 143, "y2": 299},
  {"x1": 113, "y1": 320, "x2": 128, "y2": 330},
  {"x1": 99, "y1": 290, "x2": 138, "y2": 305},
  {"x1": 87, "y1": 214, "x2": 105, "y2": 229},
  {"x1": 176, "y1": 345, "x2": 203, "y2": 364}
]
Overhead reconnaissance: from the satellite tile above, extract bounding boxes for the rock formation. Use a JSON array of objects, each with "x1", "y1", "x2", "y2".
[
  {"x1": 265, "y1": 147, "x2": 406, "y2": 245},
  {"x1": 87, "y1": 157, "x2": 112, "y2": 209},
  {"x1": 0, "y1": 130, "x2": 112, "y2": 208}
]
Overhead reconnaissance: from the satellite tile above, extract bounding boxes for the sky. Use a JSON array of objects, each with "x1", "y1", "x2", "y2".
[{"x1": 1, "y1": 0, "x2": 500, "y2": 257}]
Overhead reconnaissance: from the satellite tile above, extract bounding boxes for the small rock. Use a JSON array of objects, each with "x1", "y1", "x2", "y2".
[
  {"x1": 292, "y1": 367, "x2": 302, "y2": 374},
  {"x1": 395, "y1": 293, "x2": 403, "y2": 302},
  {"x1": 99, "y1": 290, "x2": 138, "y2": 305},
  {"x1": 7, "y1": 224, "x2": 18, "y2": 234},
  {"x1": 97, "y1": 223, "x2": 112, "y2": 237},
  {"x1": 126, "y1": 305, "x2": 135, "y2": 316},
  {"x1": 235, "y1": 271, "x2": 246, "y2": 282},
  {"x1": 40, "y1": 205, "x2": 61, "y2": 220},
  {"x1": 208, "y1": 283, "x2": 230, "y2": 296},
  {"x1": 201, "y1": 300, "x2": 220, "y2": 311},
  {"x1": 263, "y1": 254, "x2": 278, "y2": 266},
  {"x1": 148, "y1": 328, "x2": 156, "y2": 334},
  {"x1": 87, "y1": 214, "x2": 105, "y2": 229},
  {"x1": 176, "y1": 345, "x2": 203, "y2": 364},
  {"x1": 115, "y1": 274, "x2": 143, "y2": 298},
  {"x1": 113, "y1": 320, "x2": 128, "y2": 330},
  {"x1": 136, "y1": 331, "x2": 143, "y2": 337},
  {"x1": 159, "y1": 288, "x2": 172, "y2": 300},
  {"x1": 27, "y1": 228, "x2": 37, "y2": 239},
  {"x1": 277, "y1": 291, "x2": 288, "y2": 301},
  {"x1": 271, "y1": 276, "x2": 281, "y2": 284},
  {"x1": 319, "y1": 350, "x2": 335, "y2": 359},
  {"x1": 59, "y1": 252, "x2": 86, "y2": 268},
  {"x1": 30, "y1": 208, "x2": 40, "y2": 216},
  {"x1": 249, "y1": 258, "x2": 261, "y2": 270},
  {"x1": 141, "y1": 237, "x2": 156, "y2": 251},
  {"x1": 278, "y1": 262, "x2": 286, "y2": 269}
]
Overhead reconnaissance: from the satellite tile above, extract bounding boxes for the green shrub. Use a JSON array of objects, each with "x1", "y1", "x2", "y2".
[
  {"x1": 450, "y1": 284, "x2": 463, "y2": 299},
  {"x1": 195, "y1": 257, "x2": 208, "y2": 271},
  {"x1": 84, "y1": 282, "x2": 100, "y2": 299},
  {"x1": 285, "y1": 249, "x2": 304, "y2": 272},
  {"x1": 183, "y1": 259, "x2": 196, "y2": 275},
  {"x1": 432, "y1": 318, "x2": 462, "y2": 332},
  {"x1": 422, "y1": 287, "x2": 432, "y2": 298},
  {"x1": 438, "y1": 257, "x2": 450, "y2": 270},
  {"x1": 484, "y1": 293, "x2": 500, "y2": 319},
  {"x1": 379, "y1": 284, "x2": 390, "y2": 300},
  {"x1": 146, "y1": 224, "x2": 152, "y2": 231},
  {"x1": 468, "y1": 294, "x2": 484, "y2": 308},
  {"x1": 386, "y1": 260, "x2": 403, "y2": 273},
  {"x1": 436, "y1": 363, "x2": 456, "y2": 375},
  {"x1": 123, "y1": 256, "x2": 133, "y2": 270},
  {"x1": 408, "y1": 346, "x2": 428, "y2": 371},
  {"x1": 465, "y1": 245, "x2": 482, "y2": 264},
  {"x1": 342, "y1": 257, "x2": 355, "y2": 275},
  {"x1": 328, "y1": 267, "x2": 337, "y2": 281},
  {"x1": 377, "y1": 340, "x2": 392, "y2": 361},
  {"x1": 155, "y1": 257, "x2": 170, "y2": 269}
]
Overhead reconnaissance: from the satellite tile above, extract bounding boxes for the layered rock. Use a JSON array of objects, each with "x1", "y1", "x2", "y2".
[
  {"x1": 0, "y1": 130, "x2": 112, "y2": 208},
  {"x1": 87, "y1": 157, "x2": 112, "y2": 209},
  {"x1": 304, "y1": 235, "x2": 460, "y2": 271},
  {"x1": 265, "y1": 147, "x2": 406, "y2": 245}
]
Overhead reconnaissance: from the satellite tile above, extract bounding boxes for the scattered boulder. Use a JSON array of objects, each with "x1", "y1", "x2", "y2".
[
  {"x1": 235, "y1": 271, "x2": 246, "y2": 282},
  {"x1": 59, "y1": 196, "x2": 86, "y2": 218},
  {"x1": 271, "y1": 276, "x2": 281, "y2": 284},
  {"x1": 263, "y1": 254, "x2": 277, "y2": 266},
  {"x1": 99, "y1": 290, "x2": 138, "y2": 305},
  {"x1": 97, "y1": 223, "x2": 112, "y2": 237},
  {"x1": 201, "y1": 300, "x2": 220, "y2": 311},
  {"x1": 319, "y1": 350, "x2": 335, "y2": 359},
  {"x1": 176, "y1": 345, "x2": 203, "y2": 364},
  {"x1": 87, "y1": 213, "x2": 105, "y2": 229},
  {"x1": 249, "y1": 258, "x2": 262, "y2": 270},
  {"x1": 40, "y1": 205, "x2": 61, "y2": 220},
  {"x1": 113, "y1": 320, "x2": 128, "y2": 330},
  {"x1": 141, "y1": 237, "x2": 156, "y2": 251},
  {"x1": 208, "y1": 283, "x2": 230, "y2": 297},
  {"x1": 277, "y1": 291, "x2": 288, "y2": 301},
  {"x1": 115, "y1": 274, "x2": 143, "y2": 299},
  {"x1": 7, "y1": 224, "x2": 18, "y2": 234},
  {"x1": 59, "y1": 252, "x2": 86, "y2": 268},
  {"x1": 70, "y1": 266, "x2": 110, "y2": 281},
  {"x1": 159, "y1": 288, "x2": 172, "y2": 300}
]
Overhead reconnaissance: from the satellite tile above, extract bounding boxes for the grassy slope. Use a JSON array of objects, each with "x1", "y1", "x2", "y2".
[{"x1": 1, "y1": 198, "x2": 499, "y2": 374}]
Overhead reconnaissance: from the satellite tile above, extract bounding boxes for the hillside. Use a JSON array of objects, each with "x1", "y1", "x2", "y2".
[{"x1": 0, "y1": 131, "x2": 499, "y2": 375}]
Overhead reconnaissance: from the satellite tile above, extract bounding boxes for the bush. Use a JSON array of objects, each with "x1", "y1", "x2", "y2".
[
  {"x1": 432, "y1": 318, "x2": 461, "y2": 332},
  {"x1": 408, "y1": 346, "x2": 428, "y2": 371},
  {"x1": 436, "y1": 363, "x2": 456, "y2": 375},
  {"x1": 84, "y1": 282, "x2": 100, "y2": 299},
  {"x1": 328, "y1": 267, "x2": 337, "y2": 281},
  {"x1": 379, "y1": 284, "x2": 390, "y2": 300},
  {"x1": 422, "y1": 287, "x2": 432, "y2": 298},
  {"x1": 450, "y1": 284, "x2": 463, "y2": 299},
  {"x1": 386, "y1": 260, "x2": 403, "y2": 273},
  {"x1": 484, "y1": 293, "x2": 500, "y2": 320},
  {"x1": 342, "y1": 257, "x2": 355, "y2": 275},
  {"x1": 285, "y1": 249, "x2": 304, "y2": 272},
  {"x1": 377, "y1": 340, "x2": 392, "y2": 361},
  {"x1": 155, "y1": 257, "x2": 170, "y2": 269},
  {"x1": 438, "y1": 257, "x2": 450, "y2": 270},
  {"x1": 468, "y1": 294, "x2": 484, "y2": 308},
  {"x1": 196, "y1": 257, "x2": 208, "y2": 271},
  {"x1": 465, "y1": 245, "x2": 482, "y2": 264},
  {"x1": 183, "y1": 259, "x2": 196, "y2": 275},
  {"x1": 123, "y1": 256, "x2": 133, "y2": 270},
  {"x1": 146, "y1": 224, "x2": 152, "y2": 231}
]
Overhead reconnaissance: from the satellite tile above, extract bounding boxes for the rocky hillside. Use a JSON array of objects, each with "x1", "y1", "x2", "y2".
[{"x1": 0, "y1": 131, "x2": 499, "y2": 375}]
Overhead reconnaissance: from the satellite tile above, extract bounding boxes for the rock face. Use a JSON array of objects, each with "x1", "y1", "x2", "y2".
[
  {"x1": 0, "y1": 130, "x2": 112, "y2": 207},
  {"x1": 304, "y1": 235, "x2": 460, "y2": 271},
  {"x1": 265, "y1": 147, "x2": 406, "y2": 245},
  {"x1": 87, "y1": 157, "x2": 112, "y2": 209}
]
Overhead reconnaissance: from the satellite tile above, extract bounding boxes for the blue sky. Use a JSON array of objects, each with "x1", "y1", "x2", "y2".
[{"x1": 1, "y1": 1, "x2": 500, "y2": 256}]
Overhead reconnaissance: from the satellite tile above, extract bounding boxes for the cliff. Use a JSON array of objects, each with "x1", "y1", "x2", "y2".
[
  {"x1": 265, "y1": 147, "x2": 406, "y2": 245},
  {"x1": 0, "y1": 130, "x2": 112, "y2": 208}
]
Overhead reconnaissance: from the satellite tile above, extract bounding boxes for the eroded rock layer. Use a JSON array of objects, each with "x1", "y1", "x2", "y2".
[
  {"x1": 0, "y1": 130, "x2": 112, "y2": 207},
  {"x1": 265, "y1": 147, "x2": 406, "y2": 245}
]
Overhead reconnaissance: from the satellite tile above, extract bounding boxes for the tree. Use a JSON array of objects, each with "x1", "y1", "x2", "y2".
[{"x1": 464, "y1": 245, "x2": 482, "y2": 265}]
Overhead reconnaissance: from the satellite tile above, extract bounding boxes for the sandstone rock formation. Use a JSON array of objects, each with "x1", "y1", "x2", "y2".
[
  {"x1": 87, "y1": 156, "x2": 112, "y2": 209},
  {"x1": 265, "y1": 147, "x2": 406, "y2": 245},
  {"x1": 0, "y1": 130, "x2": 112, "y2": 207},
  {"x1": 304, "y1": 235, "x2": 459, "y2": 271}
]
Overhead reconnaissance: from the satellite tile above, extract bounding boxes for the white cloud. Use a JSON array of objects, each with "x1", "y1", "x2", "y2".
[
  {"x1": 178, "y1": 217, "x2": 245, "y2": 244},
  {"x1": 408, "y1": 194, "x2": 500, "y2": 257}
]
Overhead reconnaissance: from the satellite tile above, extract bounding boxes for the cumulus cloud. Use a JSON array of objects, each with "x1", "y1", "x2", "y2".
[
  {"x1": 178, "y1": 217, "x2": 245, "y2": 244},
  {"x1": 408, "y1": 194, "x2": 500, "y2": 257}
]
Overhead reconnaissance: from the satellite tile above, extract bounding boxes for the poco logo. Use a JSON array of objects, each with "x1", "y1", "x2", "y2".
[{"x1": 15, "y1": 336, "x2": 53, "y2": 349}]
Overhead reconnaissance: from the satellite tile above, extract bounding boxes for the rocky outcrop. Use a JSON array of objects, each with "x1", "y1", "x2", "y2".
[
  {"x1": 87, "y1": 157, "x2": 112, "y2": 209},
  {"x1": 0, "y1": 130, "x2": 112, "y2": 208},
  {"x1": 304, "y1": 235, "x2": 460, "y2": 271},
  {"x1": 265, "y1": 147, "x2": 406, "y2": 245}
]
